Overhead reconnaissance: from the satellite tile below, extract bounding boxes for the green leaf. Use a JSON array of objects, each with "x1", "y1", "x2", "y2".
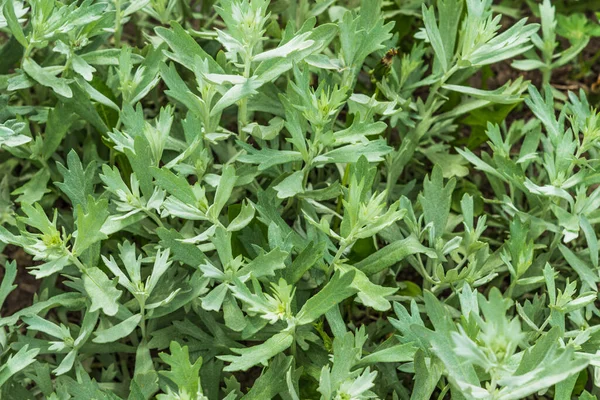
[
  {"x1": 22, "y1": 314, "x2": 66, "y2": 339},
  {"x1": 18, "y1": 203, "x2": 57, "y2": 236},
  {"x1": 0, "y1": 121, "x2": 30, "y2": 148},
  {"x1": 2, "y1": 0, "x2": 27, "y2": 47},
  {"x1": 209, "y1": 165, "x2": 237, "y2": 220},
  {"x1": 0, "y1": 345, "x2": 39, "y2": 387},
  {"x1": 210, "y1": 77, "x2": 264, "y2": 117},
  {"x1": 127, "y1": 136, "x2": 155, "y2": 199},
  {"x1": 296, "y1": 270, "x2": 357, "y2": 325},
  {"x1": 255, "y1": 22, "x2": 338, "y2": 82},
  {"x1": 159, "y1": 63, "x2": 205, "y2": 116},
  {"x1": 359, "y1": 343, "x2": 416, "y2": 365},
  {"x1": 42, "y1": 103, "x2": 75, "y2": 160},
  {"x1": 580, "y1": 216, "x2": 598, "y2": 268},
  {"x1": 284, "y1": 240, "x2": 326, "y2": 284},
  {"x1": 410, "y1": 350, "x2": 443, "y2": 400},
  {"x1": 93, "y1": 314, "x2": 142, "y2": 343},
  {"x1": 157, "y1": 228, "x2": 206, "y2": 266},
  {"x1": 12, "y1": 169, "x2": 50, "y2": 205},
  {"x1": 443, "y1": 80, "x2": 527, "y2": 105},
  {"x1": 84, "y1": 267, "x2": 122, "y2": 316},
  {"x1": 22, "y1": 58, "x2": 72, "y2": 98},
  {"x1": 60, "y1": 83, "x2": 109, "y2": 133},
  {"x1": 219, "y1": 331, "x2": 294, "y2": 372},
  {"x1": 273, "y1": 171, "x2": 304, "y2": 199},
  {"x1": 355, "y1": 235, "x2": 436, "y2": 276},
  {"x1": 151, "y1": 166, "x2": 196, "y2": 204},
  {"x1": 30, "y1": 256, "x2": 70, "y2": 279},
  {"x1": 253, "y1": 32, "x2": 314, "y2": 62},
  {"x1": 418, "y1": 165, "x2": 456, "y2": 237},
  {"x1": 242, "y1": 355, "x2": 293, "y2": 400},
  {"x1": 0, "y1": 260, "x2": 17, "y2": 308},
  {"x1": 342, "y1": 265, "x2": 396, "y2": 311},
  {"x1": 238, "y1": 145, "x2": 304, "y2": 171},
  {"x1": 238, "y1": 248, "x2": 288, "y2": 279},
  {"x1": 133, "y1": 339, "x2": 159, "y2": 398},
  {"x1": 159, "y1": 341, "x2": 203, "y2": 395},
  {"x1": 313, "y1": 140, "x2": 392, "y2": 164},
  {"x1": 437, "y1": 0, "x2": 462, "y2": 67},
  {"x1": 0, "y1": 293, "x2": 85, "y2": 327},
  {"x1": 155, "y1": 22, "x2": 224, "y2": 74},
  {"x1": 56, "y1": 150, "x2": 96, "y2": 212},
  {"x1": 558, "y1": 245, "x2": 599, "y2": 289},
  {"x1": 73, "y1": 197, "x2": 109, "y2": 256},
  {"x1": 422, "y1": 5, "x2": 448, "y2": 72},
  {"x1": 227, "y1": 200, "x2": 255, "y2": 232}
]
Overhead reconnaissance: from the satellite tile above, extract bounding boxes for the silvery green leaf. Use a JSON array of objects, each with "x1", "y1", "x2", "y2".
[
  {"x1": 1, "y1": 0, "x2": 27, "y2": 46},
  {"x1": 30, "y1": 256, "x2": 70, "y2": 279},
  {"x1": 333, "y1": 120, "x2": 387, "y2": 145},
  {"x1": 22, "y1": 58, "x2": 72, "y2": 98},
  {"x1": 238, "y1": 145, "x2": 304, "y2": 170},
  {"x1": 84, "y1": 267, "x2": 122, "y2": 316},
  {"x1": 123, "y1": 0, "x2": 151, "y2": 17},
  {"x1": 53, "y1": 349, "x2": 77, "y2": 376},
  {"x1": 273, "y1": 171, "x2": 304, "y2": 199},
  {"x1": 219, "y1": 331, "x2": 294, "y2": 372},
  {"x1": 359, "y1": 343, "x2": 416, "y2": 365},
  {"x1": 559, "y1": 245, "x2": 599, "y2": 289},
  {"x1": 0, "y1": 345, "x2": 39, "y2": 386},
  {"x1": 296, "y1": 270, "x2": 357, "y2": 325},
  {"x1": 208, "y1": 165, "x2": 236, "y2": 220},
  {"x1": 237, "y1": 248, "x2": 288, "y2": 280},
  {"x1": 338, "y1": 264, "x2": 395, "y2": 311},
  {"x1": 418, "y1": 165, "x2": 456, "y2": 238},
  {"x1": 22, "y1": 314, "x2": 69, "y2": 339},
  {"x1": 0, "y1": 121, "x2": 31, "y2": 148},
  {"x1": 73, "y1": 197, "x2": 109, "y2": 256},
  {"x1": 155, "y1": 22, "x2": 224, "y2": 73},
  {"x1": 0, "y1": 260, "x2": 17, "y2": 307},
  {"x1": 422, "y1": 5, "x2": 448, "y2": 72},
  {"x1": 243, "y1": 117, "x2": 285, "y2": 141},
  {"x1": 158, "y1": 341, "x2": 203, "y2": 396},
  {"x1": 93, "y1": 314, "x2": 142, "y2": 344},
  {"x1": 253, "y1": 32, "x2": 314, "y2": 62},
  {"x1": 210, "y1": 77, "x2": 264, "y2": 117},
  {"x1": 146, "y1": 249, "x2": 172, "y2": 295},
  {"x1": 524, "y1": 180, "x2": 573, "y2": 207},
  {"x1": 255, "y1": 22, "x2": 338, "y2": 82},
  {"x1": 72, "y1": 55, "x2": 96, "y2": 81},
  {"x1": 442, "y1": 78, "x2": 527, "y2": 104},
  {"x1": 313, "y1": 140, "x2": 392, "y2": 165},
  {"x1": 227, "y1": 200, "x2": 255, "y2": 232},
  {"x1": 56, "y1": 150, "x2": 96, "y2": 212},
  {"x1": 580, "y1": 215, "x2": 598, "y2": 268}
]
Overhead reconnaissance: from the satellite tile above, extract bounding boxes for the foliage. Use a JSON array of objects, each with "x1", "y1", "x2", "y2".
[{"x1": 0, "y1": 0, "x2": 599, "y2": 398}]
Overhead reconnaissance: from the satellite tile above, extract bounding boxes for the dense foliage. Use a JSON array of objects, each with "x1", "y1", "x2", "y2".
[{"x1": 1, "y1": 0, "x2": 600, "y2": 398}]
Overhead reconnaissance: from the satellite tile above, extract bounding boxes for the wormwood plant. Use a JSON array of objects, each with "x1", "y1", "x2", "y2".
[{"x1": 0, "y1": 0, "x2": 599, "y2": 398}]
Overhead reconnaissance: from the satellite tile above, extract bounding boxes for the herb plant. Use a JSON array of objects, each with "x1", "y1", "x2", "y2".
[{"x1": 0, "y1": 0, "x2": 600, "y2": 398}]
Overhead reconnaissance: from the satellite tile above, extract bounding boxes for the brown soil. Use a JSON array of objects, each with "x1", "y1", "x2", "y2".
[{"x1": 0, "y1": 245, "x2": 41, "y2": 316}]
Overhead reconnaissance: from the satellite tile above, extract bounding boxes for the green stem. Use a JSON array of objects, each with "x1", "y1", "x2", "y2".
[
  {"x1": 139, "y1": 298, "x2": 147, "y2": 339},
  {"x1": 542, "y1": 66, "x2": 552, "y2": 87},
  {"x1": 328, "y1": 241, "x2": 351, "y2": 278},
  {"x1": 238, "y1": 53, "x2": 252, "y2": 141},
  {"x1": 144, "y1": 209, "x2": 165, "y2": 229},
  {"x1": 70, "y1": 255, "x2": 87, "y2": 273}
]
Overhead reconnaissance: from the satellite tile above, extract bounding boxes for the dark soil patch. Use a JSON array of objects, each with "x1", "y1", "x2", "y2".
[{"x1": 1, "y1": 245, "x2": 41, "y2": 316}]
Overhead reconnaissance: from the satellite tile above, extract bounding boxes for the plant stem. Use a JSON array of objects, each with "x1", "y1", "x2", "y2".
[
  {"x1": 238, "y1": 52, "x2": 252, "y2": 142},
  {"x1": 144, "y1": 209, "x2": 165, "y2": 229}
]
